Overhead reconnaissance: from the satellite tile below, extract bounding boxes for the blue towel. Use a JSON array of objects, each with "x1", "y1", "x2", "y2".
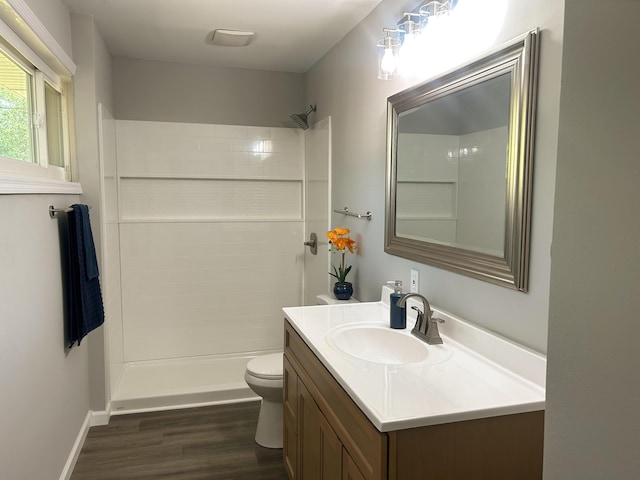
[
  {"x1": 77, "y1": 204, "x2": 99, "y2": 280},
  {"x1": 67, "y1": 204, "x2": 104, "y2": 347}
]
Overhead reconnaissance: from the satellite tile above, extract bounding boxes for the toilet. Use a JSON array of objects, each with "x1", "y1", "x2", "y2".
[
  {"x1": 244, "y1": 293, "x2": 359, "y2": 448},
  {"x1": 244, "y1": 352, "x2": 284, "y2": 448}
]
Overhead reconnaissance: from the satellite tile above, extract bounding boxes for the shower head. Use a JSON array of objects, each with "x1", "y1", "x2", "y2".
[{"x1": 290, "y1": 105, "x2": 317, "y2": 130}]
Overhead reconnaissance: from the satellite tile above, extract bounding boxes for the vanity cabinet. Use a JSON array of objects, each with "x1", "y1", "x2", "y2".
[
  {"x1": 298, "y1": 380, "x2": 343, "y2": 479},
  {"x1": 283, "y1": 355, "x2": 298, "y2": 479},
  {"x1": 283, "y1": 320, "x2": 544, "y2": 480},
  {"x1": 284, "y1": 321, "x2": 386, "y2": 480}
]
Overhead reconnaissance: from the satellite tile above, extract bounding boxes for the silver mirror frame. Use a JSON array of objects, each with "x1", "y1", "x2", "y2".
[{"x1": 385, "y1": 30, "x2": 539, "y2": 292}]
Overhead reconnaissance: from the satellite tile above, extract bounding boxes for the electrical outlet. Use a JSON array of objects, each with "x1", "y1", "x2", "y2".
[{"x1": 410, "y1": 269, "x2": 419, "y2": 293}]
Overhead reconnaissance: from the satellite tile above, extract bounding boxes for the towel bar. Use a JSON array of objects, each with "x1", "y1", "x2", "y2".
[
  {"x1": 333, "y1": 207, "x2": 372, "y2": 220},
  {"x1": 49, "y1": 205, "x2": 91, "y2": 218}
]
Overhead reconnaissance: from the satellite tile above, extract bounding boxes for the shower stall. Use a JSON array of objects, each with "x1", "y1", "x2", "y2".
[{"x1": 98, "y1": 108, "x2": 330, "y2": 413}]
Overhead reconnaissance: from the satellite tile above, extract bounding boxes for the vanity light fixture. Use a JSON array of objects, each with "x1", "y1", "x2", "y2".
[
  {"x1": 377, "y1": 0, "x2": 457, "y2": 80},
  {"x1": 397, "y1": 13, "x2": 422, "y2": 76},
  {"x1": 377, "y1": 29, "x2": 401, "y2": 79}
]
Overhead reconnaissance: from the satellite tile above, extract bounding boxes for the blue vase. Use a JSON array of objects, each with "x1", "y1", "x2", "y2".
[{"x1": 333, "y1": 282, "x2": 353, "y2": 300}]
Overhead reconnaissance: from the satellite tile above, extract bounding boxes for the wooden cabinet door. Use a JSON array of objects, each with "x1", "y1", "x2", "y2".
[
  {"x1": 343, "y1": 448, "x2": 366, "y2": 480},
  {"x1": 298, "y1": 381, "x2": 342, "y2": 480},
  {"x1": 284, "y1": 413, "x2": 297, "y2": 479},
  {"x1": 283, "y1": 356, "x2": 298, "y2": 479},
  {"x1": 283, "y1": 355, "x2": 298, "y2": 422}
]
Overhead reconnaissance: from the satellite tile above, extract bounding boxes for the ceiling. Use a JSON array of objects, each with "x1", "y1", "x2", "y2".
[{"x1": 61, "y1": 0, "x2": 385, "y2": 73}]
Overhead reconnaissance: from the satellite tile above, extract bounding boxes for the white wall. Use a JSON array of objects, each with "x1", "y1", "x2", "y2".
[
  {"x1": 113, "y1": 56, "x2": 305, "y2": 128},
  {"x1": 306, "y1": 0, "x2": 564, "y2": 353},
  {"x1": 544, "y1": 0, "x2": 640, "y2": 477},
  {"x1": 115, "y1": 120, "x2": 304, "y2": 363}
]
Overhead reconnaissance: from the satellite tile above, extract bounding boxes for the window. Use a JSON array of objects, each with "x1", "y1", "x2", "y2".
[
  {"x1": 0, "y1": 48, "x2": 34, "y2": 163},
  {"x1": 45, "y1": 82, "x2": 65, "y2": 168},
  {"x1": 0, "y1": 0, "x2": 78, "y2": 193},
  {"x1": 0, "y1": 44, "x2": 71, "y2": 178}
]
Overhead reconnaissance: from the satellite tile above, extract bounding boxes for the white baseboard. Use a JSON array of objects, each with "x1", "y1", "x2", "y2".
[
  {"x1": 58, "y1": 404, "x2": 112, "y2": 480},
  {"x1": 90, "y1": 402, "x2": 111, "y2": 426},
  {"x1": 58, "y1": 411, "x2": 91, "y2": 480}
]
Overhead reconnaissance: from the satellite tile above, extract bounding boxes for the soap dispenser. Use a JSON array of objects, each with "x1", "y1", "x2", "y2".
[{"x1": 388, "y1": 280, "x2": 406, "y2": 329}]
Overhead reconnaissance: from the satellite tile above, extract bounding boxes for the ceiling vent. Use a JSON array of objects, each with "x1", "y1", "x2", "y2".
[{"x1": 206, "y1": 29, "x2": 256, "y2": 47}]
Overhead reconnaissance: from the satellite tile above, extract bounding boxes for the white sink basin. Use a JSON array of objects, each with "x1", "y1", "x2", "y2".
[{"x1": 327, "y1": 324, "x2": 429, "y2": 364}]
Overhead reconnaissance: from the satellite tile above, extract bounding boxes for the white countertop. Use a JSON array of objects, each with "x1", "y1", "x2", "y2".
[{"x1": 283, "y1": 293, "x2": 546, "y2": 432}]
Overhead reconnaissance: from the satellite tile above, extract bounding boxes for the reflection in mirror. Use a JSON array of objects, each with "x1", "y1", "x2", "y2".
[
  {"x1": 385, "y1": 30, "x2": 539, "y2": 291},
  {"x1": 396, "y1": 73, "x2": 510, "y2": 256}
]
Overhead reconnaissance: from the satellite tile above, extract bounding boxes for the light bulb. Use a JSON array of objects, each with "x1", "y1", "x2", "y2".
[
  {"x1": 380, "y1": 47, "x2": 397, "y2": 74},
  {"x1": 398, "y1": 33, "x2": 419, "y2": 76}
]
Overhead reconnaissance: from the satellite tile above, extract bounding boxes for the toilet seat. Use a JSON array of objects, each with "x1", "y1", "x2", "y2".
[{"x1": 246, "y1": 352, "x2": 283, "y2": 380}]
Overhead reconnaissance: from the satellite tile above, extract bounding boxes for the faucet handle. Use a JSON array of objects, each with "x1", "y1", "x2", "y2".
[
  {"x1": 425, "y1": 316, "x2": 445, "y2": 345},
  {"x1": 411, "y1": 306, "x2": 425, "y2": 331}
]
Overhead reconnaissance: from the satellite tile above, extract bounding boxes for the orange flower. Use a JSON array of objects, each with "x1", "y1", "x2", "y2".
[
  {"x1": 326, "y1": 227, "x2": 357, "y2": 284},
  {"x1": 344, "y1": 237, "x2": 355, "y2": 253}
]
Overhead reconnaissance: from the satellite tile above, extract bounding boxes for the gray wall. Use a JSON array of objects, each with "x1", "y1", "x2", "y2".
[
  {"x1": 113, "y1": 57, "x2": 305, "y2": 127},
  {"x1": 70, "y1": 12, "x2": 114, "y2": 413},
  {"x1": 544, "y1": 0, "x2": 640, "y2": 477},
  {"x1": 305, "y1": 0, "x2": 564, "y2": 353},
  {"x1": 0, "y1": 195, "x2": 85, "y2": 480},
  {"x1": 0, "y1": 2, "x2": 89, "y2": 479},
  {"x1": 18, "y1": 0, "x2": 73, "y2": 55}
]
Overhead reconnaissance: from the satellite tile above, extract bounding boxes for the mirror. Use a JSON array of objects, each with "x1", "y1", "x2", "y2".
[{"x1": 385, "y1": 30, "x2": 539, "y2": 291}]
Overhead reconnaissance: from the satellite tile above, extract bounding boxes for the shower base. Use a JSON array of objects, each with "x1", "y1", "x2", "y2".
[{"x1": 110, "y1": 351, "x2": 278, "y2": 414}]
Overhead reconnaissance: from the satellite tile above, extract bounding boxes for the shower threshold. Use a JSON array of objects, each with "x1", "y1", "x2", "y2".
[{"x1": 110, "y1": 352, "x2": 277, "y2": 414}]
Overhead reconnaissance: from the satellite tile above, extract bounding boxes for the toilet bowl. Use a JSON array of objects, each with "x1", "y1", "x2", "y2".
[
  {"x1": 244, "y1": 352, "x2": 284, "y2": 448},
  {"x1": 245, "y1": 295, "x2": 359, "y2": 448}
]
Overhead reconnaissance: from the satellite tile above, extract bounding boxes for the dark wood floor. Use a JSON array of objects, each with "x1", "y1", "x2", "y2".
[{"x1": 71, "y1": 401, "x2": 288, "y2": 480}]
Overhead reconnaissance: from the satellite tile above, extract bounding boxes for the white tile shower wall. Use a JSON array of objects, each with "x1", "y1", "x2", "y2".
[
  {"x1": 303, "y1": 116, "x2": 330, "y2": 306},
  {"x1": 397, "y1": 133, "x2": 459, "y2": 182},
  {"x1": 395, "y1": 129, "x2": 507, "y2": 252},
  {"x1": 105, "y1": 223, "x2": 124, "y2": 383},
  {"x1": 116, "y1": 121, "x2": 304, "y2": 362},
  {"x1": 457, "y1": 127, "x2": 507, "y2": 254},
  {"x1": 119, "y1": 178, "x2": 302, "y2": 221},
  {"x1": 100, "y1": 108, "x2": 125, "y2": 394},
  {"x1": 116, "y1": 120, "x2": 303, "y2": 179},
  {"x1": 396, "y1": 133, "x2": 459, "y2": 243},
  {"x1": 119, "y1": 222, "x2": 303, "y2": 361}
]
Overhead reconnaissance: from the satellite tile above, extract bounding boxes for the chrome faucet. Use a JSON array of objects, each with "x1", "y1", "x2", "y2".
[{"x1": 396, "y1": 293, "x2": 445, "y2": 345}]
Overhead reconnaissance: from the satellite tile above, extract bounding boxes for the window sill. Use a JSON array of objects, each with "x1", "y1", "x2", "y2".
[{"x1": 0, "y1": 173, "x2": 82, "y2": 194}]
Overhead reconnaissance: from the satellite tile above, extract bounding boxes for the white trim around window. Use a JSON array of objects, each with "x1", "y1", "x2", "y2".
[
  {"x1": 1, "y1": 0, "x2": 75, "y2": 76},
  {"x1": 0, "y1": 0, "x2": 79, "y2": 194},
  {"x1": 0, "y1": 171, "x2": 82, "y2": 194}
]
